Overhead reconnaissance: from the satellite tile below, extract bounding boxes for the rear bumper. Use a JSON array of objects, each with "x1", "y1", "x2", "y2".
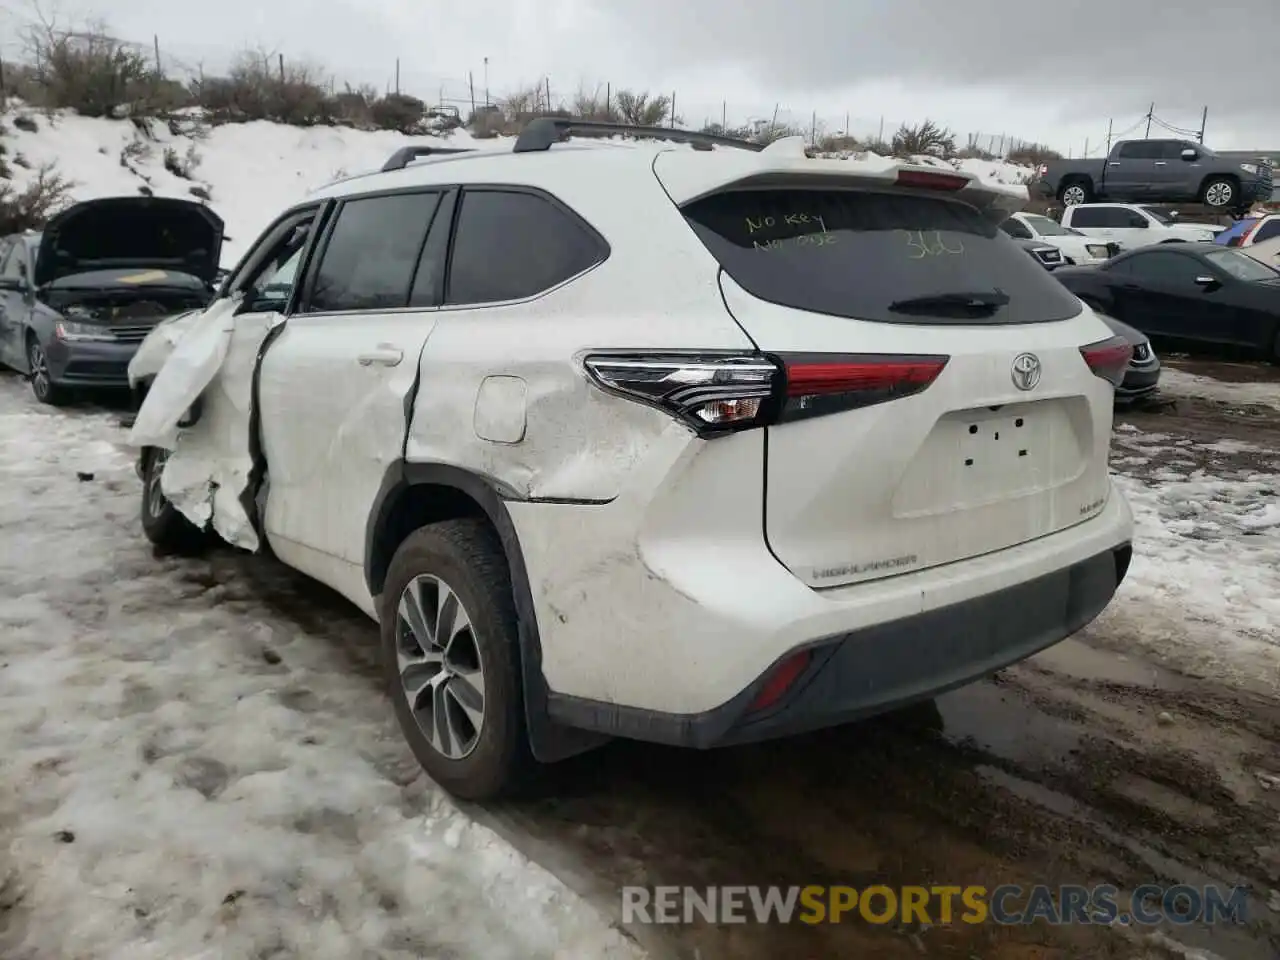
[
  {"x1": 515, "y1": 439, "x2": 1135, "y2": 744},
  {"x1": 550, "y1": 543, "x2": 1130, "y2": 749},
  {"x1": 45, "y1": 336, "x2": 138, "y2": 387},
  {"x1": 1116, "y1": 361, "x2": 1161, "y2": 401}
]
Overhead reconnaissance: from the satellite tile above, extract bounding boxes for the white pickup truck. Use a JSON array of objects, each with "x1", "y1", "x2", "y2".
[{"x1": 1059, "y1": 203, "x2": 1220, "y2": 252}]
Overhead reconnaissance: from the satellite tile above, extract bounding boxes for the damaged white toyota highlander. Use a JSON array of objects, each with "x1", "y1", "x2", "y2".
[{"x1": 127, "y1": 119, "x2": 1136, "y2": 800}]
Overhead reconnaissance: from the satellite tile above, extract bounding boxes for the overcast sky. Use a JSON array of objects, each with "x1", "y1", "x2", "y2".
[{"x1": 6, "y1": 0, "x2": 1278, "y2": 154}]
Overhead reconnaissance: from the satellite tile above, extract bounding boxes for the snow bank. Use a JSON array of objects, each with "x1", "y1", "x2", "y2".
[
  {"x1": 0, "y1": 109, "x2": 489, "y2": 266},
  {"x1": 2, "y1": 106, "x2": 1035, "y2": 270},
  {"x1": 1158, "y1": 367, "x2": 1280, "y2": 413},
  {"x1": 1094, "y1": 425, "x2": 1280, "y2": 694}
]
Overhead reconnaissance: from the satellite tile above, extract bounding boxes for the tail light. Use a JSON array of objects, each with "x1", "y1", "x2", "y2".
[
  {"x1": 582, "y1": 351, "x2": 949, "y2": 435},
  {"x1": 1037, "y1": 164, "x2": 1049, "y2": 177},
  {"x1": 895, "y1": 169, "x2": 969, "y2": 191},
  {"x1": 1080, "y1": 336, "x2": 1132, "y2": 388},
  {"x1": 1238, "y1": 222, "x2": 1258, "y2": 246},
  {"x1": 780, "y1": 354, "x2": 948, "y2": 423}
]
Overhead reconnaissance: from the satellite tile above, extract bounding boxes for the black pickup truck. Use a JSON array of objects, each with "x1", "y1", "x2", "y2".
[{"x1": 1032, "y1": 139, "x2": 1273, "y2": 213}]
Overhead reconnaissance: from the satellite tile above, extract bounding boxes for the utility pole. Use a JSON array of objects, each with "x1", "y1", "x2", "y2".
[
  {"x1": 483, "y1": 58, "x2": 489, "y2": 106},
  {"x1": 395, "y1": 58, "x2": 400, "y2": 95},
  {"x1": 1104, "y1": 118, "x2": 1113, "y2": 155},
  {"x1": 1198, "y1": 106, "x2": 1208, "y2": 144},
  {"x1": 1144, "y1": 102, "x2": 1154, "y2": 138},
  {"x1": 670, "y1": 91, "x2": 677, "y2": 128}
]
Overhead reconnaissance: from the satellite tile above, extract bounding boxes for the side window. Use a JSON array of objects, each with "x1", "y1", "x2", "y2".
[
  {"x1": 0, "y1": 240, "x2": 17, "y2": 279},
  {"x1": 306, "y1": 192, "x2": 441, "y2": 313},
  {"x1": 446, "y1": 189, "x2": 604, "y2": 305},
  {"x1": 1069, "y1": 208, "x2": 1106, "y2": 228},
  {"x1": 1125, "y1": 252, "x2": 1200, "y2": 286},
  {"x1": 1118, "y1": 141, "x2": 1162, "y2": 160},
  {"x1": 1000, "y1": 219, "x2": 1033, "y2": 240},
  {"x1": 241, "y1": 213, "x2": 317, "y2": 314},
  {"x1": 1161, "y1": 142, "x2": 1190, "y2": 160},
  {"x1": 1253, "y1": 219, "x2": 1280, "y2": 243},
  {"x1": 1124, "y1": 210, "x2": 1150, "y2": 228}
]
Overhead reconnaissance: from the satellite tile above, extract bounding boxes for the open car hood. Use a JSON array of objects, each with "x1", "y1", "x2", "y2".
[{"x1": 35, "y1": 196, "x2": 224, "y2": 288}]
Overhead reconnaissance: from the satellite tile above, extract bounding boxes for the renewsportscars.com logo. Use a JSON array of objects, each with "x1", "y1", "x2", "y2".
[{"x1": 621, "y1": 884, "x2": 1250, "y2": 927}]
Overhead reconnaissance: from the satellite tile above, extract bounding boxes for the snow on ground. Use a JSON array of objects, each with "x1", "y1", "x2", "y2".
[
  {"x1": 1157, "y1": 366, "x2": 1280, "y2": 413},
  {"x1": 1093, "y1": 423, "x2": 1280, "y2": 695},
  {"x1": 0, "y1": 373, "x2": 643, "y2": 959},
  {"x1": 2, "y1": 106, "x2": 1035, "y2": 268}
]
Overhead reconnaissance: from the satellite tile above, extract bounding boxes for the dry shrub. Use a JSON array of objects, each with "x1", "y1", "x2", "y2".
[
  {"x1": 1006, "y1": 142, "x2": 1063, "y2": 167},
  {"x1": 891, "y1": 119, "x2": 956, "y2": 158},
  {"x1": 0, "y1": 163, "x2": 74, "y2": 234}
]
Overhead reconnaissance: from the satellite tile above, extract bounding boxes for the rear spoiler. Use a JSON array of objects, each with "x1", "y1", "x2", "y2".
[{"x1": 655, "y1": 150, "x2": 1028, "y2": 224}]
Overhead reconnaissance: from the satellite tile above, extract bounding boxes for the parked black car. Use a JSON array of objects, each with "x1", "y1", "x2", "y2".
[
  {"x1": 0, "y1": 197, "x2": 223, "y2": 404},
  {"x1": 1052, "y1": 243, "x2": 1280, "y2": 362},
  {"x1": 1015, "y1": 238, "x2": 1162, "y2": 401}
]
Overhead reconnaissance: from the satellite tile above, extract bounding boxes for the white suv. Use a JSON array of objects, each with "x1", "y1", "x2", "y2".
[{"x1": 126, "y1": 119, "x2": 1136, "y2": 800}]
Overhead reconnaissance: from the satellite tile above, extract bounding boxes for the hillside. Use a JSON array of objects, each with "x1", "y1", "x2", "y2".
[{"x1": 1, "y1": 108, "x2": 1035, "y2": 267}]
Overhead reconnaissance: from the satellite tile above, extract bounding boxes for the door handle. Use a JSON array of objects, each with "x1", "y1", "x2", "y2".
[
  {"x1": 357, "y1": 344, "x2": 403, "y2": 367},
  {"x1": 1153, "y1": 161, "x2": 1166, "y2": 166},
  {"x1": 1121, "y1": 282, "x2": 1141, "y2": 290},
  {"x1": 1108, "y1": 162, "x2": 1120, "y2": 167}
]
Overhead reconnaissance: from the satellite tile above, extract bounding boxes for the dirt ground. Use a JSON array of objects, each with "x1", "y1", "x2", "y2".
[{"x1": 3, "y1": 357, "x2": 1278, "y2": 960}]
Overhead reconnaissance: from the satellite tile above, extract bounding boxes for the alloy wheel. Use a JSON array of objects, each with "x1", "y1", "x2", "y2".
[
  {"x1": 1205, "y1": 183, "x2": 1233, "y2": 207},
  {"x1": 1063, "y1": 185, "x2": 1086, "y2": 206},
  {"x1": 27, "y1": 341, "x2": 49, "y2": 400},
  {"x1": 395, "y1": 573, "x2": 486, "y2": 760},
  {"x1": 147, "y1": 449, "x2": 169, "y2": 519}
]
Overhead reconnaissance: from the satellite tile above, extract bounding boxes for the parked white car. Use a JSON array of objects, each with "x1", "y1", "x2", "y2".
[
  {"x1": 1243, "y1": 233, "x2": 1280, "y2": 268},
  {"x1": 1000, "y1": 212, "x2": 1115, "y2": 264},
  {"x1": 1060, "y1": 203, "x2": 1218, "y2": 251},
  {"x1": 125, "y1": 121, "x2": 1136, "y2": 801}
]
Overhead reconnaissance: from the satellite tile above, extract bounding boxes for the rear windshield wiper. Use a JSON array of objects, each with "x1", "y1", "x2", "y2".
[{"x1": 887, "y1": 290, "x2": 1011, "y2": 314}]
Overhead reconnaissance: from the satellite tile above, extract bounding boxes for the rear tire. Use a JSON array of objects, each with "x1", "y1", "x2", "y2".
[
  {"x1": 1058, "y1": 181, "x2": 1091, "y2": 206},
  {"x1": 381, "y1": 519, "x2": 536, "y2": 801},
  {"x1": 1201, "y1": 177, "x2": 1236, "y2": 209},
  {"x1": 140, "y1": 447, "x2": 207, "y2": 553}
]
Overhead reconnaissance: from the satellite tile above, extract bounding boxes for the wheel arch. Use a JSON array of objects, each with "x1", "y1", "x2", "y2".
[
  {"x1": 1199, "y1": 172, "x2": 1240, "y2": 203},
  {"x1": 365, "y1": 461, "x2": 608, "y2": 763}
]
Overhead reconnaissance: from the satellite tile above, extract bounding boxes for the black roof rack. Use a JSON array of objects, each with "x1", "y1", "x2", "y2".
[
  {"x1": 513, "y1": 117, "x2": 764, "y2": 154},
  {"x1": 381, "y1": 145, "x2": 477, "y2": 172}
]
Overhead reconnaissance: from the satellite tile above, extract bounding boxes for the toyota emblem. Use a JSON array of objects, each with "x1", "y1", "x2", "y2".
[{"x1": 1011, "y1": 353, "x2": 1042, "y2": 391}]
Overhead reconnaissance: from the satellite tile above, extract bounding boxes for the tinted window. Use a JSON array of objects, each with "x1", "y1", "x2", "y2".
[
  {"x1": 1069, "y1": 207, "x2": 1113, "y2": 228},
  {"x1": 1161, "y1": 142, "x2": 1192, "y2": 160},
  {"x1": 1253, "y1": 220, "x2": 1280, "y2": 243},
  {"x1": 0, "y1": 240, "x2": 17, "y2": 279},
  {"x1": 1118, "y1": 141, "x2": 1164, "y2": 160},
  {"x1": 1000, "y1": 218, "x2": 1033, "y2": 240},
  {"x1": 408, "y1": 191, "x2": 455, "y2": 308},
  {"x1": 308, "y1": 192, "x2": 441, "y2": 313},
  {"x1": 1203, "y1": 248, "x2": 1279, "y2": 281},
  {"x1": 446, "y1": 190, "x2": 603, "y2": 305},
  {"x1": 1124, "y1": 252, "x2": 1201, "y2": 285},
  {"x1": 682, "y1": 189, "x2": 1082, "y2": 325}
]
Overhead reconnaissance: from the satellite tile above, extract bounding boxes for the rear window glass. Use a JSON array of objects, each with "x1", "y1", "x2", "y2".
[{"x1": 681, "y1": 189, "x2": 1082, "y2": 325}]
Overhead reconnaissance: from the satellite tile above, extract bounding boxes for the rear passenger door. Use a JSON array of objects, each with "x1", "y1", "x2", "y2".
[
  {"x1": 257, "y1": 188, "x2": 453, "y2": 607},
  {"x1": 1108, "y1": 142, "x2": 1161, "y2": 199}
]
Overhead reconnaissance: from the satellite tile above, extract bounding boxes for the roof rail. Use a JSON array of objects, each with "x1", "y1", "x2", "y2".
[
  {"x1": 381, "y1": 145, "x2": 477, "y2": 172},
  {"x1": 513, "y1": 117, "x2": 764, "y2": 154}
]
